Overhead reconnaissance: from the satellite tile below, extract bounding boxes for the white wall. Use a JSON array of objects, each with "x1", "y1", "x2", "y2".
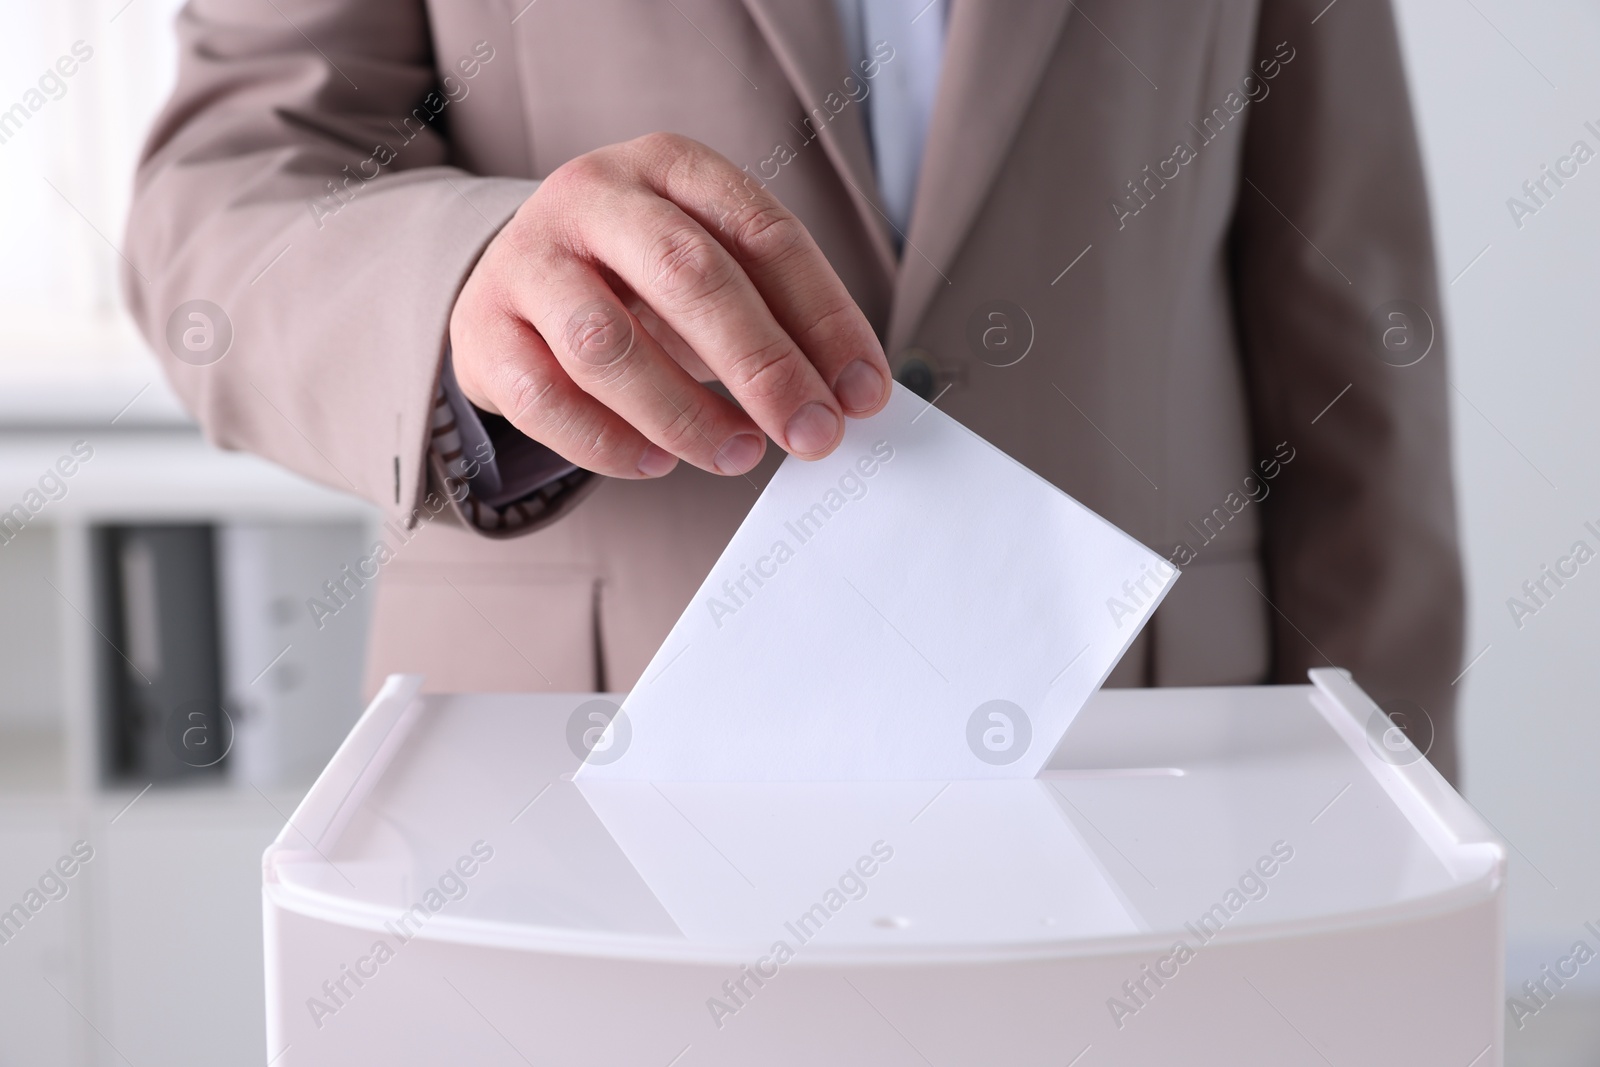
[
  {"x1": 1394, "y1": 0, "x2": 1600, "y2": 989},
  {"x1": 0, "y1": 0, "x2": 189, "y2": 421}
]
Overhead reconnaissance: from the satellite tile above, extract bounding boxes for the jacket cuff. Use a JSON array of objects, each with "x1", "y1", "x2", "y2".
[{"x1": 427, "y1": 364, "x2": 599, "y2": 535}]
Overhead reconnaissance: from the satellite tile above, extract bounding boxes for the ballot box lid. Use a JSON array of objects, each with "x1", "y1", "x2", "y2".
[{"x1": 263, "y1": 670, "x2": 1504, "y2": 965}]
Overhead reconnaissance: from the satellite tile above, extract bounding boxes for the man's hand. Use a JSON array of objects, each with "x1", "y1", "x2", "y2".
[{"x1": 450, "y1": 133, "x2": 891, "y2": 480}]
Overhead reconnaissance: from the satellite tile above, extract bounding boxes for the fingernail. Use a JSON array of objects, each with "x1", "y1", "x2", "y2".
[
  {"x1": 637, "y1": 445, "x2": 677, "y2": 477},
  {"x1": 833, "y1": 359, "x2": 885, "y2": 413},
  {"x1": 784, "y1": 402, "x2": 842, "y2": 457},
  {"x1": 715, "y1": 433, "x2": 764, "y2": 475}
]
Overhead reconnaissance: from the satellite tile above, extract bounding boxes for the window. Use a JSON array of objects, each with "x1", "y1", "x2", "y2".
[{"x1": 0, "y1": 0, "x2": 187, "y2": 416}]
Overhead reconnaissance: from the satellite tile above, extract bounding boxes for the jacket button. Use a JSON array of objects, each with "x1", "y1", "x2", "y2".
[{"x1": 894, "y1": 347, "x2": 936, "y2": 399}]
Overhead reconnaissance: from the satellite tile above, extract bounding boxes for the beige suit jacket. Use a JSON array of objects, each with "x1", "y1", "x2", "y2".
[{"x1": 125, "y1": 0, "x2": 1464, "y2": 779}]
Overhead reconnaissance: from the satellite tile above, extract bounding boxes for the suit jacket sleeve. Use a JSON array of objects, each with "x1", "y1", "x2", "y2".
[
  {"x1": 1231, "y1": 0, "x2": 1464, "y2": 776},
  {"x1": 122, "y1": 0, "x2": 542, "y2": 529}
]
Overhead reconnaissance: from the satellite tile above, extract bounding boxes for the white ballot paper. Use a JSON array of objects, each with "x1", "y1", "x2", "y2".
[{"x1": 578, "y1": 383, "x2": 1176, "y2": 781}]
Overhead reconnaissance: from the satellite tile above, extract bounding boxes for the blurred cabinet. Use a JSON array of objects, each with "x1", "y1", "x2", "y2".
[
  {"x1": 0, "y1": 808, "x2": 90, "y2": 1067},
  {"x1": 0, "y1": 0, "x2": 373, "y2": 1062},
  {"x1": 92, "y1": 789, "x2": 295, "y2": 1067},
  {"x1": 0, "y1": 426, "x2": 375, "y2": 1066},
  {"x1": 218, "y1": 524, "x2": 371, "y2": 788}
]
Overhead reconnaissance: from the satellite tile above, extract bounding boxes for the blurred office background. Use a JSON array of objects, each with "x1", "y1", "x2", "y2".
[{"x1": 0, "y1": 0, "x2": 1596, "y2": 1063}]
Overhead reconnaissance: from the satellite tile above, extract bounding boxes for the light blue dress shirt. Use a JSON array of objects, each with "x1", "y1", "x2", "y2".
[{"x1": 833, "y1": 0, "x2": 948, "y2": 239}]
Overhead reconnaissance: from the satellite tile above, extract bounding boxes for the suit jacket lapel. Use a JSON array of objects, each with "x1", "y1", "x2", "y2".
[
  {"x1": 886, "y1": 0, "x2": 1075, "y2": 355},
  {"x1": 737, "y1": 0, "x2": 899, "y2": 277}
]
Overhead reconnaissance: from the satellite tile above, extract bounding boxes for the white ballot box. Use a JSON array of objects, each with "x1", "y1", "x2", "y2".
[{"x1": 262, "y1": 669, "x2": 1504, "y2": 1066}]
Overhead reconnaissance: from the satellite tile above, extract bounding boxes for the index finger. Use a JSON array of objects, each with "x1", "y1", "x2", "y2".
[
  {"x1": 642, "y1": 137, "x2": 892, "y2": 419},
  {"x1": 578, "y1": 186, "x2": 843, "y2": 457}
]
